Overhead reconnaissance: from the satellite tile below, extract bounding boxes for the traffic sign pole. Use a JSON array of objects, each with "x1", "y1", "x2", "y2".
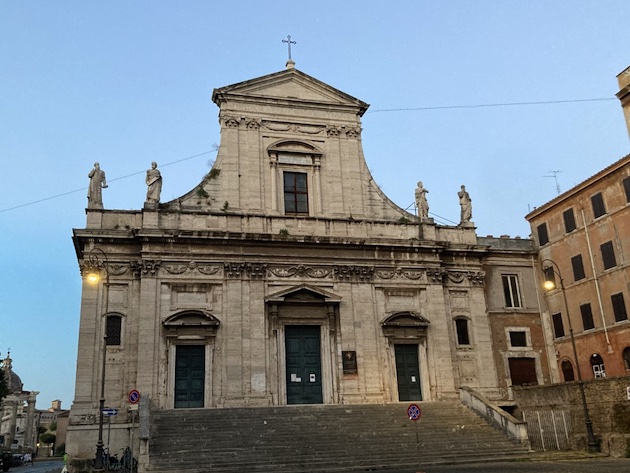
[{"x1": 407, "y1": 403, "x2": 422, "y2": 471}]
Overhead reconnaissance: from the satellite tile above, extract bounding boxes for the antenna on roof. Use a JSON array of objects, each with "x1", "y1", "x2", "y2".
[{"x1": 543, "y1": 170, "x2": 562, "y2": 195}]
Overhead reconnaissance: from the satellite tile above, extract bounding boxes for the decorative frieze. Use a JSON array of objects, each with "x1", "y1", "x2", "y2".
[
  {"x1": 268, "y1": 264, "x2": 331, "y2": 279},
  {"x1": 375, "y1": 268, "x2": 424, "y2": 280},
  {"x1": 162, "y1": 261, "x2": 221, "y2": 276}
]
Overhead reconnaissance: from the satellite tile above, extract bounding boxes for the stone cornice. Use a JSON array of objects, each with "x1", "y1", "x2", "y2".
[{"x1": 77, "y1": 257, "x2": 485, "y2": 286}]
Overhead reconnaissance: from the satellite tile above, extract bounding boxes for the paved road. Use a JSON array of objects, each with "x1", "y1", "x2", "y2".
[
  {"x1": 375, "y1": 457, "x2": 630, "y2": 473},
  {"x1": 8, "y1": 460, "x2": 63, "y2": 473}
]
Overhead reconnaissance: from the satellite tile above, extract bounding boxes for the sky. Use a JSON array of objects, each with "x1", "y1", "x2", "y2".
[{"x1": 1, "y1": 2, "x2": 629, "y2": 410}]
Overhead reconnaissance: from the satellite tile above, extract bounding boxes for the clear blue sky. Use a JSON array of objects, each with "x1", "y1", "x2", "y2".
[{"x1": 1, "y1": 2, "x2": 629, "y2": 409}]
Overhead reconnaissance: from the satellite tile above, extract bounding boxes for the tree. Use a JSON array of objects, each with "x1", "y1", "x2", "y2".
[
  {"x1": 40, "y1": 432, "x2": 56, "y2": 447},
  {"x1": 49, "y1": 422, "x2": 57, "y2": 432},
  {"x1": 0, "y1": 366, "x2": 7, "y2": 403}
]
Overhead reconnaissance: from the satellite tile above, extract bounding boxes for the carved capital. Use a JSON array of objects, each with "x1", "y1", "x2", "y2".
[
  {"x1": 426, "y1": 268, "x2": 446, "y2": 284},
  {"x1": 131, "y1": 259, "x2": 161, "y2": 278},
  {"x1": 334, "y1": 265, "x2": 374, "y2": 282},
  {"x1": 223, "y1": 116, "x2": 240, "y2": 128},
  {"x1": 246, "y1": 119, "x2": 261, "y2": 130},
  {"x1": 345, "y1": 127, "x2": 361, "y2": 139},
  {"x1": 224, "y1": 262, "x2": 267, "y2": 279}
]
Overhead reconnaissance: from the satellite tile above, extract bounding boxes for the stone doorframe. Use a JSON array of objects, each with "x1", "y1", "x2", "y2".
[
  {"x1": 162, "y1": 310, "x2": 220, "y2": 409},
  {"x1": 381, "y1": 311, "x2": 432, "y2": 402},
  {"x1": 265, "y1": 284, "x2": 341, "y2": 405}
]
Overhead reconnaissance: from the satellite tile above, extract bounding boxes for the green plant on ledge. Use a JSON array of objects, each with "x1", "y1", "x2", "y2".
[
  {"x1": 196, "y1": 187, "x2": 209, "y2": 198},
  {"x1": 222, "y1": 201, "x2": 229, "y2": 211},
  {"x1": 279, "y1": 228, "x2": 289, "y2": 236},
  {"x1": 398, "y1": 216, "x2": 410, "y2": 224},
  {"x1": 208, "y1": 168, "x2": 220, "y2": 180}
]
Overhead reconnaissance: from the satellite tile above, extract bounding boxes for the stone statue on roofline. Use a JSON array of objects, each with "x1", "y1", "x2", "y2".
[
  {"x1": 415, "y1": 181, "x2": 430, "y2": 220},
  {"x1": 87, "y1": 162, "x2": 107, "y2": 209},
  {"x1": 145, "y1": 161, "x2": 162, "y2": 205},
  {"x1": 458, "y1": 184, "x2": 473, "y2": 225}
]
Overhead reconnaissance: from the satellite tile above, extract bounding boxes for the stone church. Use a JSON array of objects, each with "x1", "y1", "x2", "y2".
[{"x1": 67, "y1": 62, "x2": 550, "y2": 461}]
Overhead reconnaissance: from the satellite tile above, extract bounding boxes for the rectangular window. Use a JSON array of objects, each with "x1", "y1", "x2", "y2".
[
  {"x1": 502, "y1": 274, "x2": 522, "y2": 308},
  {"x1": 571, "y1": 254, "x2": 586, "y2": 281},
  {"x1": 537, "y1": 223, "x2": 549, "y2": 246},
  {"x1": 623, "y1": 176, "x2": 630, "y2": 203},
  {"x1": 591, "y1": 192, "x2": 606, "y2": 218},
  {"x1": 601, "y1": 241, "x2": 617, "y2": 270},
  {"x1": 455, "y1": 318, "x2": 470, "y2": 345},
  {"x1": 611, "y1": 293, "x2": 628, "y2": 322},
  {"x1": 580, "y1": 303, "x2": 595, "y2": 330},
  {"x1": 509, "y1": 331, "x2": 528, "y2": 347},
  {"x1": 552, "y1": 313, "x2": 565, "y2": 338},
  {"x1": 563, "y1": 208, "x2": 576, "y2": 233},
  {"x1": 106, "y1": 315, "x2": 122, "y2": 346},
  {"x1": 283, "y1": 172, "x2": 309, "y2": 214}
]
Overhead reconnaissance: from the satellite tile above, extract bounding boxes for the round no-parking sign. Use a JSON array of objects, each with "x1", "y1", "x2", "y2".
[
  {"x1": 407, "y1": 403, "x2": 421, "y2": 421},
  {"x1": 128, "y1": 389, "x2": 141, "y2": 404}
]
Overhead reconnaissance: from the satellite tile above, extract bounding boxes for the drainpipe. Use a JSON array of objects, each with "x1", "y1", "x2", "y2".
[{"x1": 580, "y1": 208, "x2": 612, "y2": 352}]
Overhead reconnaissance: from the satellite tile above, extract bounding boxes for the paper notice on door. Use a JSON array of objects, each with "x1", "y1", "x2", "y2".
[
  {"x1": 411, "y1": 376, "x2": 416, "y2": 383},
  {"x1": 309, "y1": 374, "x2": 316, "y2": 382}
]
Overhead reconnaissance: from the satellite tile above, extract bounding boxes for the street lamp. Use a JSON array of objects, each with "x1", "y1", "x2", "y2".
[
  {"x1": 85, "y1": 248, "x2": 110, "y2": 470},
  {"x1": 541, "y1": 258, "x2": 599, "y2": 452}
]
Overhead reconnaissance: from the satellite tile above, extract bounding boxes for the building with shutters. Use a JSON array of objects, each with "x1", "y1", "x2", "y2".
[
  {"x1": 66, "y1": 63, "x2": 550, "y2": 462},
  {"x1": 526, "y1": 153, "x2": 630, "y2": 382}
]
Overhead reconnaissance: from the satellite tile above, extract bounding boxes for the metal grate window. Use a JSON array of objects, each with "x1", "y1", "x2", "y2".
[{"x1": 106, "y1": 315, "x2": 122, "y2": 346}]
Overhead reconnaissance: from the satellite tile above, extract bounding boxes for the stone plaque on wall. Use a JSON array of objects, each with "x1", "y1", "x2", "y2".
[{"x1": 342, "y1": 351, "x2": 358, "y2": 375}]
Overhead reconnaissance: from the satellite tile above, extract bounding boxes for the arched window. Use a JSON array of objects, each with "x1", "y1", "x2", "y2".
[
  {"x1": 590, "y1": 353, "x2": 606, "y2": 378},
  {"x1": 454, "y1": 318, "x2": 470, "y2": 346},
  {"x1": 561, "y1": 359, "x2": 575, "y2": 382},
  {"x1": 106, "y1": 314, "x2": 122, "y2": 346},
  {"x1": 622, "y1": 347, "x2": 630, "y2": 371}
]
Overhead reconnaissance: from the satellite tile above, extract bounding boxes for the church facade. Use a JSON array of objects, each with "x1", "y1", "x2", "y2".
[{"x1": 67, "y1": 64, "x2": 550, "y2": 460}]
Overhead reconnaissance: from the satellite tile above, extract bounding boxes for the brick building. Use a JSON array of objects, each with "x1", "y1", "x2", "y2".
[{"x1": 526, "y1": 154, "x2": 630, "y2": 381}]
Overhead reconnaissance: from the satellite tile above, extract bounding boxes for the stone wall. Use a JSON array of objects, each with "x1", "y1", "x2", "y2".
[{"x1": 513, "y1": 376, "x2": 630, "y2": 456}]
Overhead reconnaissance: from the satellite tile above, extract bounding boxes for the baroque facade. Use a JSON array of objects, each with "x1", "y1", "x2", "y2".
[{"x1": 67, "y1": 65, "x2": 548, "y2": 461}]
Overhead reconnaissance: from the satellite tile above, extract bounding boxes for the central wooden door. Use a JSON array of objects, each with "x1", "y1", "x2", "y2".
[
  {"x1": 395, "y1": 344, "x2": 422, "y2": 401},
  {"x1": 285, "y1": 325, "x2": 323, "y2": 404},
  {"x1": 175, "y1": 345, "x2": 205, "y2": 408}
]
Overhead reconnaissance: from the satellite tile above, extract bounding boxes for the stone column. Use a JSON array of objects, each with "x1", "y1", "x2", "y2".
[
  {"x1": 270, "y1": 153, "x2": 278, "y2": 213},
  {"x1": 24, "y1": 393, "x2": 37, "y2": 448},
  {"x1": 5, "y1": 397, "x2": 18, "y2": 449},
  {"x1": 313, "y1": 156, "x2": 323, "y2": 215}
]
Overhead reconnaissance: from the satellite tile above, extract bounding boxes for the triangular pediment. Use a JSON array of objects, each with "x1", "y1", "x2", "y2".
[
  {"x1": 212, "y1": 68, "x2": 369, "y2": 115},
  {"x1": 265, "y1": 284, "x2": 342, "y2": 304}
]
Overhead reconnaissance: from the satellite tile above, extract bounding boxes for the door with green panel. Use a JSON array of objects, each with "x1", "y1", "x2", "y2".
[
  {"x1": 285, "y1": 325, "x2": 323, "y2": 404},
  {"x1": 175, "y1": 345, "x2": 205, "y2": 408}
]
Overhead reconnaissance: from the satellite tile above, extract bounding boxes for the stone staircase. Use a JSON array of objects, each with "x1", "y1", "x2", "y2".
[{"x1": 147, "y1": 401, "x2": 529, "y2": 473}]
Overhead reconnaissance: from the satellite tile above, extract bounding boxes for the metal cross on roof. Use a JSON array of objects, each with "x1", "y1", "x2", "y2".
[{"x1": 282, "y1": 35, "x2": 296, "y2": 61}]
